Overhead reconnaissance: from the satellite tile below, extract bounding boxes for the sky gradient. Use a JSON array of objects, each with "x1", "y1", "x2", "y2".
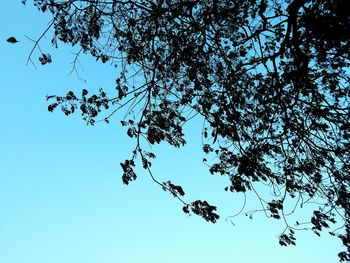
[{"x1": 0, "y1": 1, "x2": 345, "y2": 262}]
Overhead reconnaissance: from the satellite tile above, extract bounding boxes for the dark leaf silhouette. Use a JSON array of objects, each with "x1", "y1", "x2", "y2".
[
  {"x1": 39, "y1": 53, "x2": 52, "y2": 65},
  {"x1": 279, "y1": 229, "x2": 296, "y2": 246},
  {"x1": 190, "y1": 200, "x2": 220, "y2": 223},
  {"x1": 6, "y1": 37, "x2": 19, "y2": 44},
  {"x1": 162, "y1": 181, "x2": 185, "y2": 197}
]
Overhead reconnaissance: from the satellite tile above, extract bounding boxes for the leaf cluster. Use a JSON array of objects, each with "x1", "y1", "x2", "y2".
[{"x1": 29, "y1": 0, "x2": 350, "y2": 260}]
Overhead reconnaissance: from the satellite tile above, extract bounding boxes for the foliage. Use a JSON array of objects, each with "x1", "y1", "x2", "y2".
[
  {"x1": 24, "y1": 0, "x2": 349, "y2": 260},
  {"x1": 7, "y1": 37, "x2": 19, "y2": 44}
]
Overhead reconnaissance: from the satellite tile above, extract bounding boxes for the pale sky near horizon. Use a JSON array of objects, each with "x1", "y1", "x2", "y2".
[{"x1": 0, "y1": 1, "x2": 345, "y2": 263}]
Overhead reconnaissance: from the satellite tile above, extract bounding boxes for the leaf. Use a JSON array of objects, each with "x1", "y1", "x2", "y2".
[
  {"x1": 182, "y1": 205, "x2": 190, "y2": 214},
  {"x1": 190, "y1": 200, "x2": 219, "y2": 223},
  {"x1": 6, "y1": 37, "x2": 19, "y2": 43},
  {"x1": 48, "y1": 103, "x2": 58, "y2": 112},
  {"x1": 162, "y1": 181, "x2": 185, "y2": 197},
  {"x1": 39, "y1": 53, "x2": 52, "y2": 65},
  {"x1": 82, "y1": 89, "x2": 88, "y2": 96}
]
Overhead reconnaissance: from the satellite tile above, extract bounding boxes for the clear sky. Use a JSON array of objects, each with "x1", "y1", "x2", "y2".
[{"x1": 0, "y1": 1, "x2": 344, "y2": 263}]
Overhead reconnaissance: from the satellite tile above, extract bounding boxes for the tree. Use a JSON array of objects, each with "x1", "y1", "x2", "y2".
[{"x1": 24, "y1": 0, "x2": 349, "y2": 260}]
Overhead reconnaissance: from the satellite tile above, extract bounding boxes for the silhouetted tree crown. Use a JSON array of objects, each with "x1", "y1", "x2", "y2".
[{"x1": 25, "y1": 0, "x2": 349, "y2": 260}]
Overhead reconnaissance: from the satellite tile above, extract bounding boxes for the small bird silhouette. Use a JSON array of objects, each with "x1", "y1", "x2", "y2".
[{"x1": 6, "y1": 37, "x2": 19, "y2": 44}]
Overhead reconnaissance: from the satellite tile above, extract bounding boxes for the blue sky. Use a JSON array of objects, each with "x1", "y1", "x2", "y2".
[{"x1": 0, "y1": 1, "x2": 344, "y2": 262}]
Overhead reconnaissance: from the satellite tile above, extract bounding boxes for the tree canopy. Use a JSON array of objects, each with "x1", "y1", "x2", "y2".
[{"x1": 25, "y1": 0, "x2": 349, "y2": 260}]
